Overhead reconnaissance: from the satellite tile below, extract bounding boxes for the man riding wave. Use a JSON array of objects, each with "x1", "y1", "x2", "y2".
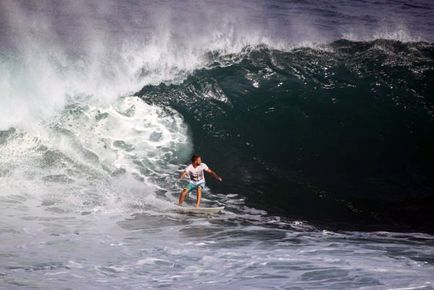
[{"x1": 178, "y1": 154, "x2": 222, "y2": 208}]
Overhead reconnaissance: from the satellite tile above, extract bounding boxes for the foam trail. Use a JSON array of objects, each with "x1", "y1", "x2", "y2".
[{"x1": 0, "y1": 96, "x2": 192, "y2": 213}]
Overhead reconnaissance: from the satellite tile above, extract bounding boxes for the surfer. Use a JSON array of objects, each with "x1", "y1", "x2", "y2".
[{"x1": 178, "y1": 154, "x2": 222, "y2": 208}]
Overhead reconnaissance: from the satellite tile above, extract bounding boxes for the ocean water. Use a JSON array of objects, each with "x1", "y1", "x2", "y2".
[{"x1": 1, "y1": 0, "x2": 434, "y2": 289}]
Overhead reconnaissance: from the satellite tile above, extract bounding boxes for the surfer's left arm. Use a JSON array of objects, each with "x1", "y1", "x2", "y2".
[{"x1": 205, "y1": 168, "x2": 222, "y2": 182}]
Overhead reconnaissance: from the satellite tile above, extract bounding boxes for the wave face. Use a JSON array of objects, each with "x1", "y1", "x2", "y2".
[{"x1": 140, "y1": 40, "x2": 434, "y2": 231}]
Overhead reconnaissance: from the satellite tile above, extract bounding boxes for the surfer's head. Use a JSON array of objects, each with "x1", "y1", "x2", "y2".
[{"x1": 191, "y1": 154, "x2": 201, "y2": 165}]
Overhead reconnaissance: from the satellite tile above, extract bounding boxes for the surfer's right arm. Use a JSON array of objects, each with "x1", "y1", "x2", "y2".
[{"x1": 179, "y1": 170, "x2": 188, "y2": 179}]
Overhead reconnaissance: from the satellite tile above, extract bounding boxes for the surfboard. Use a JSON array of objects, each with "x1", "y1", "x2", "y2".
[{"x1": 175, "y1": 206, "x2": 224, "y2": 215}]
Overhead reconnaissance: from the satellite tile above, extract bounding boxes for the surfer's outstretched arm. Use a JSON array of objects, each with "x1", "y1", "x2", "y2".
[
  {"x1": 179, "y1": 170, "x2": 187, "y2": 179},
  {"x1": 205, "y1": 168, "x2": 222, "y2": 182}
]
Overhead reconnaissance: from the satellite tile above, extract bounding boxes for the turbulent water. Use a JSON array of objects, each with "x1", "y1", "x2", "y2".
[{"x1": 1, "y1": 0, "x2": 434, "y2": 289}]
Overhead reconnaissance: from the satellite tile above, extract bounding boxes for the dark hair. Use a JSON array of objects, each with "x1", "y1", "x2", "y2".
[{"x1": 191, "y1": 154, "x2": 201, "y2": 163}]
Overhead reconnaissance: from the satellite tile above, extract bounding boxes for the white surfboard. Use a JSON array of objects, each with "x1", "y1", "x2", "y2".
[{"x1": 175, "y1": 206, "x2": 224, "y2": 215}]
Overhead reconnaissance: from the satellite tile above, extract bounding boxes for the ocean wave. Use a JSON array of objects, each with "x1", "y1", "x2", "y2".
[{"x1": 139, "y1": 39, "x2": 434, "y2": 232}]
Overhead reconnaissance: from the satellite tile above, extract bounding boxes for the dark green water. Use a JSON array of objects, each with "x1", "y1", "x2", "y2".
[{"x1": 139, "y1": 39, "x2": 434, "y2": 232}]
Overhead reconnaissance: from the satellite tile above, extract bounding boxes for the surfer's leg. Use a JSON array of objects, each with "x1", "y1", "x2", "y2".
[
  {"x1": 195, "y1": 186, "x2": 202, "y2": 208},
  {"x1": 178, "y1": 188, "x2": 189, "y2": 205}
]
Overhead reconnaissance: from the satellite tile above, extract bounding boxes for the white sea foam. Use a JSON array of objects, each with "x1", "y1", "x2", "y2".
[
  {"x1": 0, "y1": 96, "x2": 191, "y2": 214},
  {"x1": 0, "y1": 0, "x2": 282, "y2": 130}
]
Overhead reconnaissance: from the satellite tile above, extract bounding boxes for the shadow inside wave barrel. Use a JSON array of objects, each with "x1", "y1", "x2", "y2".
[{"x1": 138, "y1": 39, "x2": 434, "y2": 233}]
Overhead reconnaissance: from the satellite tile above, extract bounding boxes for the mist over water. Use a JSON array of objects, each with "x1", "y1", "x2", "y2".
[
  {"x1": 1, "y1": 0, "x2": 434, "y2": 289},
  {"x1": 1, "y1": 0, "x2": 432, "y2": 129}
]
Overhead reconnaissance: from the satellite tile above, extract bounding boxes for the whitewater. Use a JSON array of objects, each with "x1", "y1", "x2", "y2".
[{"x1": 1, "y1": 1, "x2": 434, "y2": 289}]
